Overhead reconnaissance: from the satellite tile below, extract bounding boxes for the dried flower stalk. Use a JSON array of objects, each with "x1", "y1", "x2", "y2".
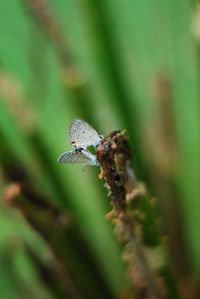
[{"x1": 97, "y1": 131, "x2": 167, "y2": 299}]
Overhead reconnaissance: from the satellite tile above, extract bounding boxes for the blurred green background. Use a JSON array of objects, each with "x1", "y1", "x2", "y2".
[{"x1": 0, "y1": 0, "x2": 200, "y2": 298}]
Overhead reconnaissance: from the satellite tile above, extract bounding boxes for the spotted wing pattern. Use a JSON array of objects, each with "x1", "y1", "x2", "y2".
[
  {"x1": 58, "y1": 150, "x2": 97, "y2": 165},
  {"x1": 69, "y1": 119, "x2": 101, "y2": 149}
]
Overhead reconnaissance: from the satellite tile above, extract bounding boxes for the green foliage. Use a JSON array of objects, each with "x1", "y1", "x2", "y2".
[{"x1": 0, "y1": 0, "x2": 200, "y2": 298}]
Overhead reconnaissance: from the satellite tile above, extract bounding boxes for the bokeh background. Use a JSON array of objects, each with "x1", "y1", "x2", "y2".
[{"x1": 0, "y1": 0, "x2": 200, "y2": 298}]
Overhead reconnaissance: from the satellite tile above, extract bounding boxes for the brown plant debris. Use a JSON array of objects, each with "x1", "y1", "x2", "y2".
[{"x1": 96, "y1": 131, "x2": 167, "y2": 299}]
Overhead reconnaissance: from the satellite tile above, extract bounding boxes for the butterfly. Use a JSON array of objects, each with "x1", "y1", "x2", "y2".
[
  {"x1": 58, "y1": 119, "x2": 103, "y2": 166},
  {"x1": 58, "y1": 148, "x2": 100, "y2": 166},
  {"x1": 69, "y1": 118, "x2": 103, "y2": 149}
]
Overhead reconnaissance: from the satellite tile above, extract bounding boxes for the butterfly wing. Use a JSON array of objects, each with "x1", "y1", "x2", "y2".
[
  {"x1": 69, "y1": 119, "x2": 101, "y2": 149},
  {"x1": 58, "y1": 150, "x2": 98, "y2": 165}
]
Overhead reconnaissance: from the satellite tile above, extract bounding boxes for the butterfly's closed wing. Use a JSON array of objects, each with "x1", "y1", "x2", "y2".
[
  {"x1": 58, "y1": 150, "x2": 99, "y2": 166},
  {"x1": 69, "y1": 119, "x2": 102, "y2": 149}
]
